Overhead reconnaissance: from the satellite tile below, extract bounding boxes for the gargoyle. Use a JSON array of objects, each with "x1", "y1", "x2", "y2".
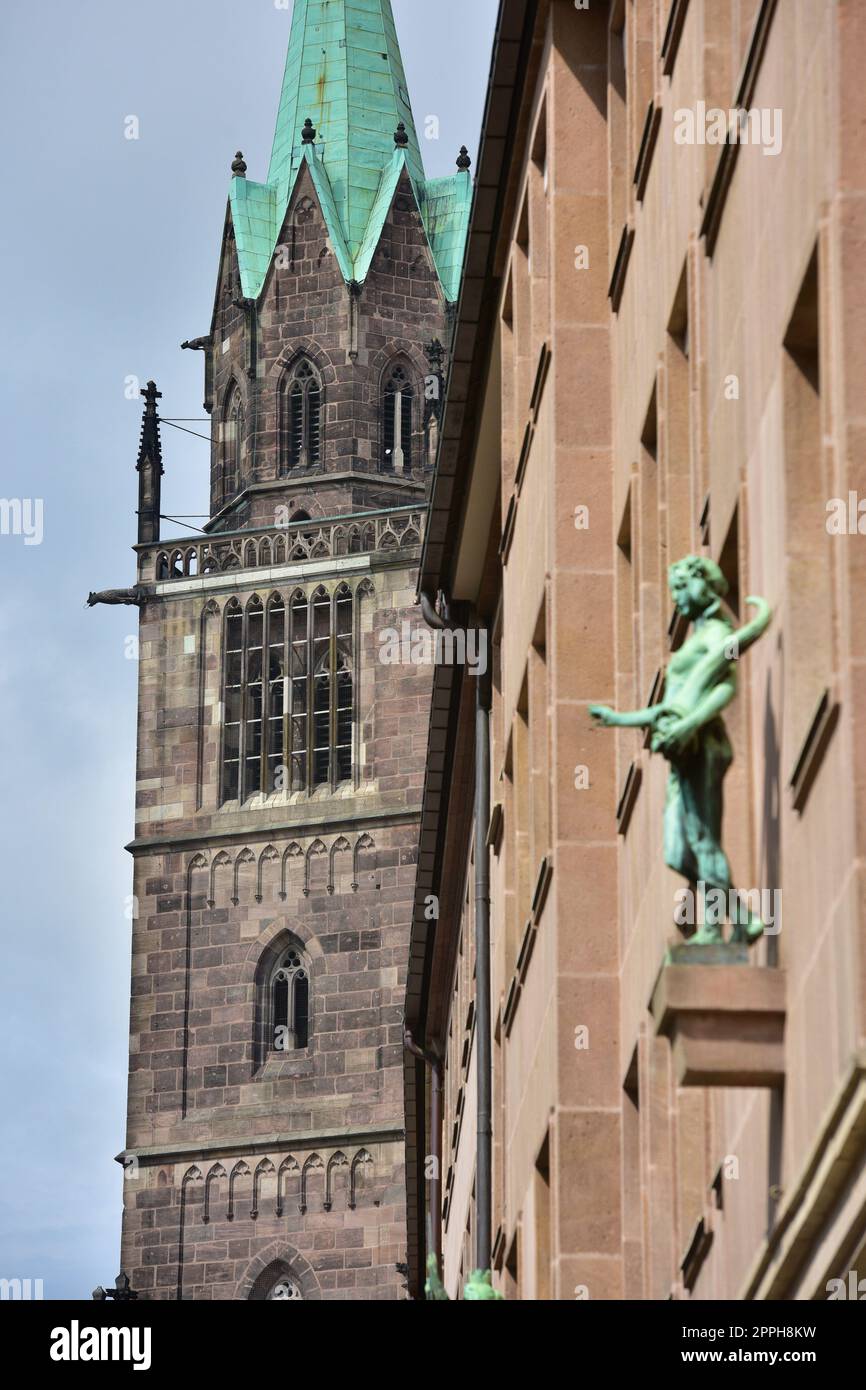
[{"x1": 86, "y1": 588, "x2": 145, "y2": 609}]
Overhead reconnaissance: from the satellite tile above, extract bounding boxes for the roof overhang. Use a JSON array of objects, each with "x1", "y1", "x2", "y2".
[{"x1": 418, "y1": 0, "x2": 540, "y2": 605}]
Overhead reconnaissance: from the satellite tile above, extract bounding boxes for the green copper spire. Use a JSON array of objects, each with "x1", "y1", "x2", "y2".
[
  {"x1": 269, "y1": 0, "x2": 426, "y2": 251},
  {"x1": 227, "y1": 0, "x2": 471, "y2": 301}
]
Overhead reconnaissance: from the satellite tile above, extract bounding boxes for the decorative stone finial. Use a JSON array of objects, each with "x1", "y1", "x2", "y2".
[
  {"x1": 302, "y1": 118, "x2": 317, "y2": 144},
  {"x1": 425, "y1": 338, "x2": 445, "y2": 371},
  {"x1": 394, "y1": 122, "x2": 409, "y2": 147},
  {"x1": 231, "y1": 151, "x2": 247, "y2": 177},
  {"x1": 135, "y1": 380, "x2": 164, "y2": 546},
  {"x1": 456, "y1": 145, "x2": 472, "y2": 171}
]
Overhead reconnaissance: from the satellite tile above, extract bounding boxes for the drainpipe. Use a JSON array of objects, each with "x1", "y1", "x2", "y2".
[
  {"x1": 418, "y1": 589, "x2": 451, "y2": 630},
  {"x1": 418, "y1": 591, "x2": 493, "y2": 1271},
  {"x1": 474, "y1": 652, "x2": 492, "y2": 1271},
  {"x1": 404, "y1": 1029, "x2": 443, "y2": 1276}
]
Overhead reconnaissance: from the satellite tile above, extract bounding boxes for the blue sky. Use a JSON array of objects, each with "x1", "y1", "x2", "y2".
[{"x1": 0, "y1": 0, "x2": 498, "y2": 1300}]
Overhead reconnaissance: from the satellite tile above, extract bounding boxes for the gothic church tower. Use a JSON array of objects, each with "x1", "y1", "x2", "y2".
[{"x1": 117, "y1": 0, "x2": 470, "y2": 1300}]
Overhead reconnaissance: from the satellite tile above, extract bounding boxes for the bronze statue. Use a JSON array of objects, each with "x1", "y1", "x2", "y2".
[
  {"x1": 425, "y1": 1252, "x2": 503, "y2": 1301},
  {"x1": 590, "y1": 556, "x2": 772, "y2": 947}
]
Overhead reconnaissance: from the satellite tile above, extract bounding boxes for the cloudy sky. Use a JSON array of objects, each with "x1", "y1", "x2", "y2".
[{"x1": 0, "y1": 0, "x2": 498, "y2": 1300}]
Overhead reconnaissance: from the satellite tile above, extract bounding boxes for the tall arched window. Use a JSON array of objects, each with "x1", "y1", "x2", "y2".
[
  {"x1": 223, "y1": 385, "x2": 244, "y2": 502},
  {"x1": 220, "y1": 586, "x2": 355, "y2": 804},
  {"x1": 270, "y1": 946, "x2": 309, "y2": 1052},
  {"x1": 382, "y1": 363, "x2": 414, "y2": 472},
  {"x1": 281, "y1": 358, "x2": 322, "y2": 473}
]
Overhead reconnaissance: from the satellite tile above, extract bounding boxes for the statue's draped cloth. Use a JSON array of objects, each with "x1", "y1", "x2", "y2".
[{"x1": 663, "y1": 716, "x2": 733, "y2": 889}]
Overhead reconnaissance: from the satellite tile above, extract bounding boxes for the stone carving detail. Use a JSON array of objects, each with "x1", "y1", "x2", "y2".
[
  {"x1": 187, "y1": 835, "x2": 377, "y2": 908},
  {"x1": 203, "y1": 1163, "x2": 226, "y2": 1224},
  {"x1": 324, "y1": 1152, "x2": 349, "y2": 1212},
  {"x1": 227, "y1": 1161, "x2": 251, "y2": 1222},
  {"x1": 232, "y1": 848, "x2": 255, "y2": 906},
  {"x1": 299, "y1": 1154, "x2": 324, "y2": 1215},
  {"x1": 328, "y1": 837, "x2": 351, "y2": 895},
  {"x1": 147, "y1": 508, "x2": 424, "y2": 583},
  {"x1": 280, "y1": 843, "x2": 303, "y2": 901},
  {"x1": 349, "y1": 1149, "x2": 373, "y2": 1210},
  {"x1": 175, "y1": 1148, "x2": 375, "y2": 1220},
  {"x1": 87, "y1": 587, "x2": 145, "y2": 608},
  {"x1": 304, "y1": 839, "x2": 327, "y2": 898},
  {"x1": 208, "y1": 850, "x2": 231, "y2": 908},
  {"x1": 251, "y1": 1159, "x2": 276, "y2": 1220},
  {"x1": 276, "y1": 1157, "x2": 300, "y2": 1218},
  {"x1": 256, "y1": 845, "x2": 279, "y2": 903}
]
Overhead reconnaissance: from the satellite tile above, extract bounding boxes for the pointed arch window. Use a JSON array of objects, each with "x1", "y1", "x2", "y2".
[
  {"x1": 248, "y1": 1260, "x2": 305, "y2": 1301},
  {"x1": 223, "y1": 385, "x2": 244, "y2": 502},
  {"x1": 270, "y1": 947, "x2": 309, "y2": 1052},
  {"x1": 281, "y1": 358, "x2": 322, "y2": 473},
  {"x1": 220, "y1": 586, "x2": 355, "y2": 804},
  {"x1": 383, "y1": 363, "x2": 414, "y2": 472}
]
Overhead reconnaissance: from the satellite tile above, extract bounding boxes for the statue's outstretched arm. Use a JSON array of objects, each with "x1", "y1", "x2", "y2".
[{"x1": 589, "y1": 703, "x2": 660, "y2": 729}]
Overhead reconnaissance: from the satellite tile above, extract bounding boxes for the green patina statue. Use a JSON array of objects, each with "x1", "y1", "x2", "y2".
[
  {"x1": 590, "y1": 555, "x2": 772, "y2": 947},
  {"x1": 425, "y1": 1253, "x2": 504, "y2": 1301}
]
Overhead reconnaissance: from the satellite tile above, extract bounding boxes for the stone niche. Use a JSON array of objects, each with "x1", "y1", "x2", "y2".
[{"x1": 650, "y1": 949, "x2": 786, "y2": 1088}]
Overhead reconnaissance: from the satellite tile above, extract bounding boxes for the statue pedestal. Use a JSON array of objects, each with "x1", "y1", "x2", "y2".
[{"x1": 650, "y1": 957, "x2": 786, "y2": 1088}]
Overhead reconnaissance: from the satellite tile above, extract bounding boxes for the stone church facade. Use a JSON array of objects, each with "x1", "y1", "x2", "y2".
[{"x1": 115, "y1": 0, "x2": 470, "y2": 1300}]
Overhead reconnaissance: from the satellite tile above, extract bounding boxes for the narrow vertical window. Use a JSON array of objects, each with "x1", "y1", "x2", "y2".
[
  {"x1": 270, "y1": 947, "x2": 310, "y2": 1052},
  {"x1": 245, "y1": 598, "x2": 264, "y2": 796},
  {"x1": 383, "y1": 364, "x2": 414, "y2": 472},
  {"x1": 281, "y1": 358, "x2": 322, "y2": 472},
  {"x1": 223, "y1": 601, "x2": 243, "y2": 801},
  {"x1": 223, "y1": 385, "x2": 244, "y2": 502},
  {"x1": 290, "y1": 590, "x2": 310, "y2": 792},
  {"x1": 312, "y1": 587, "x2": 331, "y2": 788},
  {"x1": 267, "y1": 596, "x2": 286, "y2": 793},
  {"x1": 335, "y1": 585, "x2": 353, "y2": 783}
]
